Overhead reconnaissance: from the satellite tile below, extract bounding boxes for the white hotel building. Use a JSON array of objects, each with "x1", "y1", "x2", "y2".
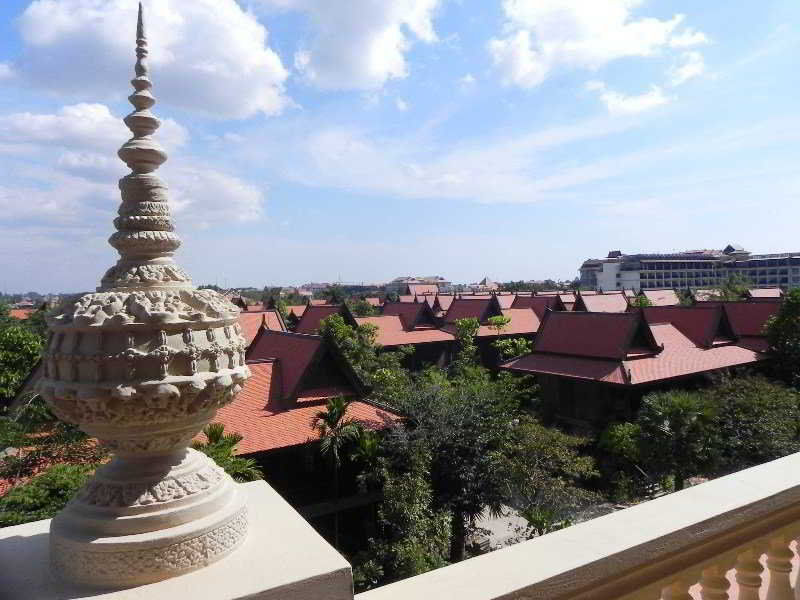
[{"x1": 579, "y1": 244, "x2": 800, "y2": 292}]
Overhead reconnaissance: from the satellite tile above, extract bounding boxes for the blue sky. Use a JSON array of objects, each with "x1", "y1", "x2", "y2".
[{"x1": 0, "y1": 0, "x2": 798, "y2": 292}]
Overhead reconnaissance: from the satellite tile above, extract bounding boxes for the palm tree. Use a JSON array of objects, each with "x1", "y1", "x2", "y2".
[
  {"x1": 192, "y1": 423, "x2": 263, "y2": 482},
  {"x1": 312, "y1": 396, "x2": 362, "y2": 548}
]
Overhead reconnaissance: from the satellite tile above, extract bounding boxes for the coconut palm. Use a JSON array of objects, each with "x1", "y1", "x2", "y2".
[
  {"x1": 312, "y1": 396, "x2": 362, "y2": 548},
  {"x1": 192, "y1": 423, "x2": 263, "y2": 482}
]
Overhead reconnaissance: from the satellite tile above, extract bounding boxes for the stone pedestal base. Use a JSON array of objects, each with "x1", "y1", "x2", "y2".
[
  {"x1": 48, "y1": 448, "x2": 248, "y2": 587},
  {"x1": 0, "y1": 481, "x2": 353, "y2": 600}
]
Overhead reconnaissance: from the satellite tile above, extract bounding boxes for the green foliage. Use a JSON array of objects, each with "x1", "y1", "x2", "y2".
[
  {"x1": 323, "y1": 285, "x2": 346, "y2": 304},
  {"x1": 0, "y1": 323, "x2": 42, "y2": 402},
  {"x1": 449, "y1": 317, "x2": 480, "y2": 379},
  {"x1": 486, "y1": 315, "x2": 511, "y2": 336},
  {"x1": 707, "y1": 376, "x2": 800, "y2": 474},
  {"x1": 703, "y1": 274, "x2": 752, "y2": 302},
  {"x1": 319, "y1": 314, "x2": 413, "y2": 399},
  {"x1": 493, "y1": 336, "x2": 533, "y2": 360},
  {"x1": 353, "y1": 448, "x2": 450, "y2": 591},
  {"x1": 766, "y1": 289, "x2": 800, "y2": 387},
  {"x1": 349, "y1": 298, "x2": 378, "y2": 317},
  {"x1": 0, "y1": 395, "x2": 106, "y2": 483},
  {"x1": 192, "y1": 423, "x2": 263, "y2": 482},
  {"x1": 506, "y1": 417, "x2": 598, "y2": 536},
  {"x1": 633, "y1": 390, "x2": 716, "y2": 491},
  {"x1": 629, "y1": 295, "x2": 653, "y2": 308},
  {"x1": 312, "y1": 396, "x2": 363, "y2": 468},
  {"x1": 0, "y1": 464, "x2": 95, "y2": 527}
]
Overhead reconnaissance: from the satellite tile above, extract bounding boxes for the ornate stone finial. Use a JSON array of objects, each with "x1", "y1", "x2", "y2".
[
  {"x1": 102, "y1": 2, "x2": 186, "y2": 291},
  {"x1": 36, "y1": 3, "x2": 250, "y2": 587}
]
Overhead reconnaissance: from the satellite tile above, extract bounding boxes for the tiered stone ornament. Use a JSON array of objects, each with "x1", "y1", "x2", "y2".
[{"x1": 36, "y1": 3, "x2": 250, "y2": 587}]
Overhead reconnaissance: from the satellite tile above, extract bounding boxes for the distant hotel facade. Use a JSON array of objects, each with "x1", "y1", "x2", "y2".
[{"x1": 580, "y1": 244, "x2": 800, "y2": 291}]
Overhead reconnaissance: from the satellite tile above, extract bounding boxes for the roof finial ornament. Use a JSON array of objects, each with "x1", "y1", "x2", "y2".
[
  {"x1": 36, "y1": 2, "x2": 250, "y2": 586},
  {"x1": 101, "y1": 1, "x2": 185, "y2": 290}
]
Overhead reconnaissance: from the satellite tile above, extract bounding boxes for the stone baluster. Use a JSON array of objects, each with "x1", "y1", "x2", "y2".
[
  {"x1": 735, "y1": 549, "x2": 764, "y2": 600},
  {"x1": 700, "y1": 565, "x2": 730, "y2": 600},
  {"x1": 766, "y1": 538, "x2": 795, "y2": 600}
]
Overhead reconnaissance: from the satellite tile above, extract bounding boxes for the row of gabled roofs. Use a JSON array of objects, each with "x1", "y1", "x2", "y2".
[
  {"x1": 226, "y1": 293, "x2": 783, "y2": 457},
  {"x1": 501, "y1": 301, "x2": 780, "y2": 387}
]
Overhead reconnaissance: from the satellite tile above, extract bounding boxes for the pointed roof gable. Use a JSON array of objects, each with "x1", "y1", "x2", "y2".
[
  {"x1": 246, "y1": 329, "x2": 363, "y2": 404},
  {"x1": 443, "y1": 295, "x2": 503, "y2": 324},
  {"x1": 294, "y1": 304, "x2": 356, "y2": 334},
  {"x1": 382, "y1": 301, "x2": 437, "y2": 330},
  {"x1": 641, "y1": 306, "x2": 734, "y2": 349},
  {"x1": 574, "y1": 292, "x2": 630, "y2": 313},
  {"x1": 511, "y1": 294, "x2": 566, "y2": 318},
  {"x1": 237, "y1": 309, "x2": 286, "y2": 346},
  {"x1": 494, "y1": 293, "x2": 516, "y2": 309},
  {"x1": 433, "y1": 295, "x2": 455, "y2": 313},
  {"x1": 723, "y1": 301, "x2": 781, "y2": 338},
  {"x1": 211, "y1": 361, "x2": 398, "y2": 455},
  {"x1": 642, "y1": 289, "x2": 680, "y2": 306},
  {"x1": 533, "y1": 311, "x2": 659, "y2": 361},
  {"x1": 407, "y1": 283, "x2": 439, "y2": 296}
]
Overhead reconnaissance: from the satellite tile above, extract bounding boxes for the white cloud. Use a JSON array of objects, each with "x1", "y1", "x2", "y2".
[
  {"x1": 0, "y1": 63, "x2": 14, "y2": 80},
  {"x1": 15, "y1": 0, "x2": 289, "y2": 119},
  {"x1": 253, "y1": 117, "x2": 635, "y2": 205},
  {"x1": 670, "y1": 51, "x2": 705, "y2": 86},
  {"x1": 460, "y1": 73, "x2": 476, "y2": 86},
  {"x1": 587, "y1": 81, "x2": 670, "y2": 115},
  {"x1": 488, "y1": 0, "x2": 705, "y2": 89},
  {"x1": 268, "y1": 0, "x2": 441, "y2": 89},
  {"x1": 0, "y1": 103, "x2": 187, "y2": 154},
  {"x1": 0, "y1": 101, "x2": 264, "y2": 245},
  {"x1": 395, "y1": 98, "x2": 409, "y2": 111},
  {"x1": 669, "y1": 28, "x2": 710, "y2": 48},
  {"x1": 488, "y1": 30, "x2": 548, "y2": 89}
]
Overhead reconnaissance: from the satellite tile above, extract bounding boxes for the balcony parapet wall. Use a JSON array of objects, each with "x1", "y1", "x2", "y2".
[{"x1": 357, "y1": 452, "x2": 800, "y2": 600}]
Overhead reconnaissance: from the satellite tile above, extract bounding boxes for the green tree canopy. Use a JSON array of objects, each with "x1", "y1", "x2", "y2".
[
  {"x1": 0, "y1": 323, "x2": 42, "y2": 402},
  {"x1": 766, "y1": 289, "x2": 800, "y2": 387}
]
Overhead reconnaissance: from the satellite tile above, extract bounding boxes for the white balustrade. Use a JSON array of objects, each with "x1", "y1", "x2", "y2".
[{"x1": 356, "y1": 452, "x2": 800, "y2": 600}]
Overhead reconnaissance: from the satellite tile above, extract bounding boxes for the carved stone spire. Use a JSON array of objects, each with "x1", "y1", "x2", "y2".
[
  {"x1": 101, "y1": 2, "x2": 188, "y2": 290},
  {"x1": 37, "y1": 3, "x2": 250, "y2": 587}
]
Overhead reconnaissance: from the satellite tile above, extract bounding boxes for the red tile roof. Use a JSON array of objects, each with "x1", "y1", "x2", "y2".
[
  {"x1": 642, "y1": 289, "x2": 680, "y2": 306},
  {"x1": 408, "y1": 284, "x2": 439, "y2": 296},
  {"x1": 473, "y1": 308, "x2": 539, "y2": 337},
  {"x1": 397, "y1": 295, "x2": 416, "y2": 303},
  {"x1": 558, "y1": 293, "x2": 577, "y2": 304},
  {"x1": 748, "y1": 288, "x2": 783, "y2": 299},
  {"x1": 247, "y1": 331, "x2": 325, "y2": 400},
  {"x1": 511, "y1": 295, "x2": 565, "y2": 318},
  {"x1": 381, "y1": 302, "x2": 436, "y2": 329},
  {"x1": 365, "y1": 297, "x2": 382, "y2": 307},
  {"x1": 443, "y1": 297, "x2": 501, "y2": 324},
  {"x1": 642, "y1": 306, "x2": 727, "y2": 348},
  {"x1": 9, "y1": 309, "x2": 34, "y2": 320},
  {"x1": 495, "y1": 294, "x2": 515, "y2": 309},
  {"x1": 355, "y1": 315, "x2": 455, "y2": 346},
  {"x1": 534, "y1": 311, "x2": 653, "y2": 360},
  {"x1": 286, "y1": 305, "x2": 306, "y2": 318},
  {"x1": 434, "y1": 295, "x2": 455, "y2": 312},
  {"x1": 294, "y1": 305, "x2": 345, "y2": 334},
  {"x1": 210, "y1": 362, "x2": 400, "y2": 455},
  {"x1": 504, "y1": 321, "x2": 766, "y2": 386},
  {"x1": 575, "y1": 293, "x2": 630, "y2": 313},
  {"x1": 309, "y1": 299, "x2": 329, "y2": 306},
  {"x1": 237, "y1": 309, "x2": 286, "y2": 346},
  {"x1": 723, "y1": 301, "x2": 780, "y2": 337}
]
